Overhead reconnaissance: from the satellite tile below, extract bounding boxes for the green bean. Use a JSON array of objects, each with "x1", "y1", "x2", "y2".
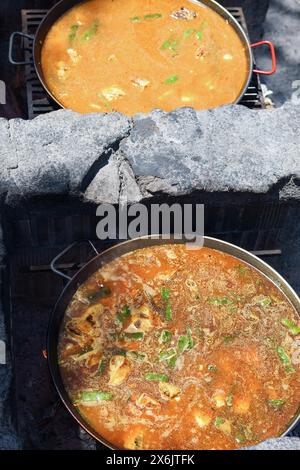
[
  {"x1": 123, "y1": 332, "x2": 144, "y2": 341},
  {"x1": 223, "y1": 335, "x2": 236, "y2": 344},
  {"x1": 187, "y1": 327, "x2": 194, "y2": 349},
  {"x1": 161, "y1": 287, "x2": 172, "y2": 321},
  {"x1": 159, "y1": 348, "x2": 176, "y2": 362},
  {"x1": 97, "y1": 358, "x2": 106, "y2": 376},
  {"x1": 214, "y1": 417, "x2": 225, "y2": 427},
  {"x1": 164, "y1": 75, "x2": 178, "y2": 85},
  {"x1": 76, "y1": 390, "x2": 113, "y2": 404},
  {"x1": 268, "y1": 399, "x2": 285, "y2": 408},
  {"x1": 207, "y1": 296, "x2": 233, "y2": 306},
  {"x1": 281, "y1": 318, "x2": 300, "y2": 335},
  {"x1": 277, "y1": 346, "x2": 291, "y2": 366},
  {"x1": 81, "y1": 20, "x2": 99, "y2": 42},
  {"x1": 183, "y1": 28, "x2": 195, "y2": 39},
  {"x1": 97, "y1": 93, "x2": 113, "y2": 112},
  {"x1": 161, "y1": 37, "x2": 179, "y2": 54},
  {"x1": 126, "y1": 350, "x2": 147, "y2": 361},
  {"x1": 226, "y1": 394, "x2": 233, "y2": 407},
  {"x1": 144, "y1": 13, "x2": 162, "y2": 20},
  {"x1": 130, "y1": 16, "x2": 141, "y2": 22},
  {"x1": 145, "y1": 372, "x2": 169, "y2": 382},
  {"x1": 130, "y1": 13, "x2": 162, "y2": 22},
  {"x1": 69, "y1": 24, "x2": 79, "y2": 42},
  {"x1": 259, "y1": 297, "x2": 272, "y2": 307}
]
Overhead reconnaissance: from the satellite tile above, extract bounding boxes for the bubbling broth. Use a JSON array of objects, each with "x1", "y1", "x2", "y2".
[
  {"x1": 41, "y1": 0, "x2": 249, "y2": 115},
  {"x1": 58, "y1": 245, "x2": 300, "y2": 450}
]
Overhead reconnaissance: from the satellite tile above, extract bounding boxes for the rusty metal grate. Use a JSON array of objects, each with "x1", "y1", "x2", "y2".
[{"x1": 21, "y1": 7, "x2": 265, "y2": 119}]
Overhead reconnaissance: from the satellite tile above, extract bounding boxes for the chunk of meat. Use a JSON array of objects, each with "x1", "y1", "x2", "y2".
[
  {"x1": 108, "y1": 355, "x2": 131, "y2": 385},
  {"x1": 234, "y1": 396, "x2": 251, "y2": 414},
  {"x1": 125, "y1": 304, "x2": 154, "y2": 333},
  {"x1": 136, "y1": 393, "x2": 160, "y2": 409},
  {"x1": 170, "y1": 7, "x2": 197, "y2": 20},
  {"x1": 194, "y1": 409, "x2": 212, "y2": 428},
  {"x1": 159, "y1": 382, "x2": 180, "y2": 400},
  {"x1": 123, "y1": 426, "x2": 144, "y2": 449},
  {"x1": 212, "y1": 389, "x2": 226, "y2": 408}
]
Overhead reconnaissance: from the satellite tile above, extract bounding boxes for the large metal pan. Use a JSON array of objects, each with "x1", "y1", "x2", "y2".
[
  {"x1": 9, "y1": 0, "x2": 276, "y2": 110},
  {"x1": 47, "y1": 236, "x2": 300, "y2": 449}
]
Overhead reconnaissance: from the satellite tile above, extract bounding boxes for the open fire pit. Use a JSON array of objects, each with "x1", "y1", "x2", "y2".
[{"x1": 0, "y1": 0, "x2": 300, "y2": 452}]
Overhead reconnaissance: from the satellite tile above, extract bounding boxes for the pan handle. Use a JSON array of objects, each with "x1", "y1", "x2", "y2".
[
  {"x1": 9, "y1": 31, "x2": 34, "y2": 65},
  {"x1": 50, "y1": 240, "x2": 99, "y2": 281},
  {"x1": 251, "y1": 41, "x2": 277, "y2": 75}
]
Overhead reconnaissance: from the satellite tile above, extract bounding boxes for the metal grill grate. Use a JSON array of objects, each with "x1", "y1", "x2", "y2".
[{"x1": 21, "y1": 7, "x2": 265, "y2": 119}]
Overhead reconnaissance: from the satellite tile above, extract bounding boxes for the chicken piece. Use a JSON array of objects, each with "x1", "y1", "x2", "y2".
[
  {"x1": 131, "y1": 78, "x2": 150, "y2": 89},
  {"x1": 194, "y1": 409, "x2": 212, "y2": 428},
  {"x1": 212, "y1": 389, "x2": 226, "y2": 408},
  {"x1": 123, "y1": 427, "x2": 144, "y2": 450},
  {"x1": 66, "y1": 303, "x2": 103, "y2": 338},
  {"x1": 159, "y1": 382, "x2": 180, "y2": 400},
  {"x1": 108, "y1": 355, "x2": 131, "y2": 385},
  {"x1": 67, "y1": 48, "x2": 81, "y2": 64},
  {"x1": 136, "y1": 393, "x2": 160, "y2": 409},
  {"x1": 127, "y1": 402, "x2": 142, "y2": 417},
  {"x1": 101, "y1": 86, "x2": 125, "y2": 102},
  {"x1": 171, "y1": 7, "x2": 197, "y2": 20},
  {"x1": 124, "y1": 305, "x2": 154, "y2": 333},
  {"x1": 56, "y1": 61, "x2": 69, "y2": 80},
  {"x1": 217, "y1": 419, "x2": 232, "y2": 435},
  {"x1": 234, "y1": 396, "x2": 251, "y2": 414}
]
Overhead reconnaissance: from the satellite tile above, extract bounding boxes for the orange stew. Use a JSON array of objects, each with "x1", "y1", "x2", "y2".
[
  {"x1": 58, "y1": 245, "x2": 300, "y2": 450},
  {"x1": 41, "y1": 0, "x2": 249, "y2": 115}
]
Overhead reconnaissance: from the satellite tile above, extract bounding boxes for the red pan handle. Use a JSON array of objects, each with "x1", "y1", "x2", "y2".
[{"x1": 251, "y1": 41, "x2": 277, "y2": 75}]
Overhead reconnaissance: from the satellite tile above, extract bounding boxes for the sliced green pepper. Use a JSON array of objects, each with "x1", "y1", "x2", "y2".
[
  {"x1": 87, "y1": 285, "x2": 111, "y2": 303},
  {"x1": 159, "y1": 348, "x2": 176, "y2": 362},
  {"x1": 178, "y1": 335, "x2": 189, "y2": 353},
  {"x1": 159, "y1": 330, "x2": 172, "y2": 344},
  {"x1": 117, "y1": 305, "x2": 131, "y2": 323}
]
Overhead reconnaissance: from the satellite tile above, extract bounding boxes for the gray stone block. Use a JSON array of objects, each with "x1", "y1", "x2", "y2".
[
  {"x1": 1, "y1": 110, "x2": 131, "y2": 200},
  {"x1": 120, "y1": 104, "x2": 300, "y2": 198}
]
